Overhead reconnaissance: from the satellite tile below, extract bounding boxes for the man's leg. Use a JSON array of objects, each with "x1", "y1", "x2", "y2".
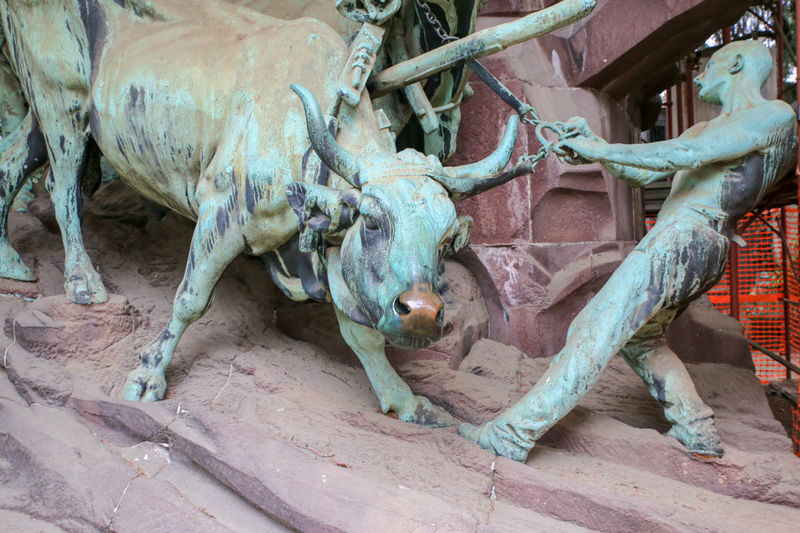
[
  {"x1": 620, "y1": 310, "x2": 722, "y2": 456},
  {"x1": 459, "y1": 248, "x2": 667, "y2": 460}
]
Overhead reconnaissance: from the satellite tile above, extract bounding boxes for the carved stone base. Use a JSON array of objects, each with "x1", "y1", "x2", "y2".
[{"x1": 0, "y1": 190, "x2": 797, "y2": 530}]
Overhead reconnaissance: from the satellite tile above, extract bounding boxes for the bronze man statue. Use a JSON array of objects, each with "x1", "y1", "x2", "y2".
[{"x1": 459, "y1": 40, "x2": 798, "y2": 461}]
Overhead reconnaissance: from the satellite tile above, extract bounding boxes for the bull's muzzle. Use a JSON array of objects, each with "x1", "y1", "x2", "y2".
[{"x1": 393, "y1": 282, "x2": 444, "y2": 338}]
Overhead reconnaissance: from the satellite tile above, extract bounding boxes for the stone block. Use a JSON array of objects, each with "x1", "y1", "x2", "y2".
[
  {"x1": 454, "y1": 70, "x2": 532, "y2": 245},
  {"x1": 666, "y1": 296, "x2": 755, "y2": 371},
  {"x1": 480, "y1": 0, "x2": 549, "y2": 16},
  {"x1": 465, "y1": 241, "x2": 634, "y2": 356},
  {"x1": 541, "y1": 0, "x2": 753, "y2": 99}
]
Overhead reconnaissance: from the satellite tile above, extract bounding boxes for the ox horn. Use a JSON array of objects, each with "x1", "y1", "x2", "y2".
[
  {"x1": 291, "y1": 84, "x2": 361, "y2": 186},
  {"x1": 433, "y1": 114, "x2": 526, "y2": 200},
  {"x1": 444, "y1": 114, "x2": 518, "y2": 179},
  {"x1": 368, "y1": 0, "x2": 597, "y2": 98}
]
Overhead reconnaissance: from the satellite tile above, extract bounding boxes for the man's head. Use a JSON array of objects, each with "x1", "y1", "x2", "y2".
[{"x1": 694, "y1": 40, "x2": 773, "y2": 105}]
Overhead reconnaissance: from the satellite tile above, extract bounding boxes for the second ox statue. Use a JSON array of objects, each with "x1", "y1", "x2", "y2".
[{"x1": 0, "y1": 0, "x2": 593, "y2": 426}]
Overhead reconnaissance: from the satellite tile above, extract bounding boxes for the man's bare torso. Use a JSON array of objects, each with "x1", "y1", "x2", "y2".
[{"x1": 659, "y1": 101, "x2": 796, "y2": 234}]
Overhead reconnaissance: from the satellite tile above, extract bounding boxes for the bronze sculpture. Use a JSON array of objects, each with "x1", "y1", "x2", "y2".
[
  {"x1": 0, "y1": 0, "x2": 595, "y2": 428},
  {"x1": 460, "y1": 40, "x2": 798, "y2": 460}
]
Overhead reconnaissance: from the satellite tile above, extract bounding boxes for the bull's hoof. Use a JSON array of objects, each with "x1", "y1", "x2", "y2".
[
  {"x1": 65, "y1": 265, "x2": 108, "y2": 305},
  {"x1": 458, "y1": 421, "x2": 532, "y2": 462},
  {"x1": 0, "y1": 243, "x2": 36, "y2": 282},
  {"x1": 122, "y1": 367, "x2": 167, "y2": 402},
  {"x1": 391, "y1": 396, "x2": 459, "y2": 428},
  {"x1": 667, "y1": 418, "x2": 724, "y2": 457}
]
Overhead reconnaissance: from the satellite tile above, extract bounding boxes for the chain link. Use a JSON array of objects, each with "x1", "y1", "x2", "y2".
[{"x1": 414, "y1": 0, "x2": 458, "y2": 43}]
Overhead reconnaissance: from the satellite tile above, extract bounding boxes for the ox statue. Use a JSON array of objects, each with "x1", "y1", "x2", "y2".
[{"x1": 0, "y1": 0, "x2": 595, "y2": 426}]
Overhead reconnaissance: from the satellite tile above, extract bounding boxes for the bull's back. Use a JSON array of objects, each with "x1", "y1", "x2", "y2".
[{"x1": 90, "y1": 2, "x2": 348, "y2": 220}]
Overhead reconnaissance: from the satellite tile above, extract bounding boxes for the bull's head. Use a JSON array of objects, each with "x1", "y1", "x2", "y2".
[{"x1": 288, "y1": 84, "x2": 519, "y2": 348}]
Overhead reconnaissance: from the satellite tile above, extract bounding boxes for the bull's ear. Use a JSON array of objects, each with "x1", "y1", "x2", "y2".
[
  {"x1": 451, "y1": 215, "x2": 474, "y2": 254},
  {"x1": 285, "y1": 183, "x2": 362, "y2": 252}
]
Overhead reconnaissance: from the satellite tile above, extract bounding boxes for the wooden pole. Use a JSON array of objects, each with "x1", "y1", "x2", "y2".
[{"x1": 369, "y1": 0, "x2": 597, "y2": 97}]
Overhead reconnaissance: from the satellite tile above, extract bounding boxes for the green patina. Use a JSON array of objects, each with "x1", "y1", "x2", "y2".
[
  {"x1": 0, "y1": 0, "x2": 594, "y2": 428},
  {"x1": 459, "y1": 40, "x2": 799, "y2": 461}
]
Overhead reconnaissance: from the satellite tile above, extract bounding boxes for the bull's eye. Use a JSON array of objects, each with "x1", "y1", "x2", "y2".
[{"x1": 363, "y1": 215, "x2": 380, "y2": 231}]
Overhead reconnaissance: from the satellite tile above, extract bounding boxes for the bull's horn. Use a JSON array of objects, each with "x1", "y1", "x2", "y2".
[
  {"x1": 433, "y1": 115, "x2": 528, "y2": 200},
  {"x1": 443, "y1": 114, "x2": 518, "y2": 179},
  {"x1": 368, "y1": 0, "x2": 596, "y2": 98},
  {"x1": 433, "y1": 157, "x2": 535, "y2": 201},
  {"x1": 291, "y1": 84, "x2": 361, "y2": 185}
]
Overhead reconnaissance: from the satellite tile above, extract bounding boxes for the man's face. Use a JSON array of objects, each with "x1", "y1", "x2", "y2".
[{"x1": 694, "y1": 52, "x2": 734, "y2": 105}]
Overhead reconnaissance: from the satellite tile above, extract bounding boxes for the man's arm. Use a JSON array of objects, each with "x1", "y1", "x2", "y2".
[
  {"x1": 560, "y1": 104, "x2": 794, "y2": 172},
  {"x1": 600, "y1": 161, "x2": 674, "y2": 187},
  {"x1": 557, "y1": 118, "x2": 675, "y2": 187}
]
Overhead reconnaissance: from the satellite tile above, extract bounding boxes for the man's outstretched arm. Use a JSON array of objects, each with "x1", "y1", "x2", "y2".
[
  {"x1": 556, "y1": 118, "x2": 673, "y2": 187},
  {"x1": 560, "y1": 104, "x2": 794, "y2": 172},
  {"x1": 600, "y1": 161, "x2": 674, "y2": 188}
]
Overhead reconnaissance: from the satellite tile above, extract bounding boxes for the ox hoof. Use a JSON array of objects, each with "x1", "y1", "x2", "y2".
[
  {"x1": 65, "y1": 266, "x2": 108, "y2": 305},
  {"x1": 458, "y1": 421, "x2": 531, "y2": 462},
  {"x1": 0, "y1": 244, "x2": 36, "y2": 282},
  {"x1": 122, "y1": 367, "x2": 167, "y2": 402},
  {"x1": 391, "y1": 396, "x2": 459, "y2": 428}
]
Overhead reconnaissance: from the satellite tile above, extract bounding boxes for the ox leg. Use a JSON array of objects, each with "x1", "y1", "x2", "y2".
[
  {"x1": 0, "y1": 111, "x2": 47, "y2": 281},
  {"x1": 45, "y1": 147, "x2": 108, "y2": 304},
  {"x1": 335, "y1": 308, "x2": 458, "y2": 427},
  {"x1": 122, "y1": 203, "x2": 245, "y2": 401}
]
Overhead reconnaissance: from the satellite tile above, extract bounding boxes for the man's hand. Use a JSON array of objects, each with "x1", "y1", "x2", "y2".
[
  {"x1": 560, "y1": 116, "x2": 601, "y2": 141},
  {"x1": 557, "y1": 136, "x2": 608, "y2": 164},
  {"x1": 555, "y1": 117, "x2": 608, "y2": 164}
]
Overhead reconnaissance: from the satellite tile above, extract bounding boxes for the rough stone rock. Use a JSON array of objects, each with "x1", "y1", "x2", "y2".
[
  {"x1": 667, "y1": 295, "x2": 755, "y2": 370},
  {"x1": 459, "y1": 240, "x2": 636, "y2": 357},
  {"x1": 2, "y1": 182, "x2": 800, "y2": 531},
  {"x1": 460, "y1": 338, "x2": 524, "y2": 386}
]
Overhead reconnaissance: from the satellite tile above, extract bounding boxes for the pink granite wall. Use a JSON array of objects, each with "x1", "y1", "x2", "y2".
[{"x1": 453, "y1": 0, "x2": 752, "y2": 357}]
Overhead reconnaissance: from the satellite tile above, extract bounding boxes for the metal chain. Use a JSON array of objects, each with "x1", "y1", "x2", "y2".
[
  {"x1": 414, "y1": 0, "x2": 458, "y2": 43},
  {"x1": 413, "y1": 0, "x2": 581, "y2": 167}
]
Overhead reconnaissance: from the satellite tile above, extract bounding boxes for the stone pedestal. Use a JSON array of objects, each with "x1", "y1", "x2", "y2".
[{"x1": 452, "y1": 7, "x2": 638, "y2": 357}]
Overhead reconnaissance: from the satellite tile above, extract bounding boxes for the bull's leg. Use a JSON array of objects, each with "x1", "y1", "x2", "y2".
[
  {"x1": 334, "y1": 308, "x2": 458, "y2": 427},
  {"x1": 620, "y1": 313, "x2": 722, "y2": 456},
  {"x1": 0, "y1": 111, "x2": 47, "y2": 281},
  {"x1": 122, "y1": 201, "x2": 245, "y2": 401},
  {"x1": 45, "y1": 145, "x2": 108, "y2": 304}
]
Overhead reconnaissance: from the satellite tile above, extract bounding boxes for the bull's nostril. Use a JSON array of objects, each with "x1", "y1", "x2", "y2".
[
  {"x1": 393, "y1": 297, "x2": 411, "y2": 316},
  {"x1": 436, "y1": 308, "x2": 444, "y2": 323}
]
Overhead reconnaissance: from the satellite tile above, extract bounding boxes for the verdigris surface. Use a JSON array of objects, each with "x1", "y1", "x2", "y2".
[
  {"x1": 0, "y1": 0, "x2": 594, "y2": 426},
  {"x1": 460, "y1": 40, "x2": 798, "y2": 459}
]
